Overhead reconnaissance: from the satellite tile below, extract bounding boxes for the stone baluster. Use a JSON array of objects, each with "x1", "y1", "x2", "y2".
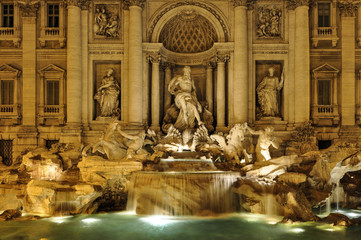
[
  {"x1": 216, "y1": 54, "x2": 229, "y2": 131},
  {"x1": 149, "y1": 54, "x2": 161, "y2": 130},
  {"x1": 127, "y1": 0, "x2": 145, "y2": 126},
  {"x1": 339, "y1": 1, "x2": 359, "y2": 125}
]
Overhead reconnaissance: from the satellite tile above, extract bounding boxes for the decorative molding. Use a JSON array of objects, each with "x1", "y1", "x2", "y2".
[
  {"x1": 338, "y1": 0, "x2": 360, "y2": 17},
  {"x1": 147, "y1": 1, "x2": 229, "y2": 42},
  {"x1": 124, "y1": 0, "x2": 146, "y2": 9},
  {"x1": 18, "y1": 0, "x2": 40, "y2": 17}
]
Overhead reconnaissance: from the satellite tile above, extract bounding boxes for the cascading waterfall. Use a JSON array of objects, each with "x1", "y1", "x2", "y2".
[{"x1": 127, "y1": 170, "x2": 240, "y2": 216}]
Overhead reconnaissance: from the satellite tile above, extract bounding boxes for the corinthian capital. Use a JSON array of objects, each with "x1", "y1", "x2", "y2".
[
  {"x1": 286, "y1": 0, "x2": 310, "y2": 10},
  {"x1": 124, "y1": 0, "x2": 146, "y2": 8},
  {"x1": 233, "y1": 0, "x2": 254, "y2": 9},
  {"x1": 18, "y1": 0, "x2": 40, "y2": 17},
  {"x1": 338, "y1": 0, "x2": 360, "y2": 17}
]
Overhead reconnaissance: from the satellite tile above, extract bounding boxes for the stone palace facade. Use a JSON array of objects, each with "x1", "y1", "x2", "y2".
[{"x1": 0, "y1": 0, "x2": 361, "y2": 163}]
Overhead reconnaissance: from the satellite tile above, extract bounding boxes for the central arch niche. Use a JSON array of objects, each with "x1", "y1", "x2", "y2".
[{"x1": 159, "y1": 10, "x2": 218, "y2": 53}]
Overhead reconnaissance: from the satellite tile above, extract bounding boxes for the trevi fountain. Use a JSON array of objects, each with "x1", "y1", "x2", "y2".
[{"x1": 1, "y1": 65, "x2": 361, "y2": 240}]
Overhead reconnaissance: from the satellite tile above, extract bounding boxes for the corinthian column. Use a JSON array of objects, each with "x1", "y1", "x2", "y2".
[
  {"x1": 16, "y1": 1, "x2": 39, "y2": 153},
  {"x1": 216, "y1": 55, "x2": 229, "y2": 130},
  {"x1": 66, "y1": 0, "x2": 82, "y2": 126},
  {"x1": 150, "y1": 54, "x2": 160, "y2": 130},
  {"x1": 127, "y1": 0, "x2": 145, "y2": 126},
  {"x1": 164, "y1": 64, "x2": 172, "y2": 113},
  {"x1": 233, "y1": 0, "x2": 249, "y2": 123},
  {"x1": 205, "y1": 62, "x2": 214, "y2": 113},
  {"x1": 294, "y1": 0, "x2": 310, "y2": 124},
  {"x1": 19, "y1": 1, "x2": 39, "y2": 127},
  {"x1": 339, "y1": 1, "x2": 359, "y2": 126}
]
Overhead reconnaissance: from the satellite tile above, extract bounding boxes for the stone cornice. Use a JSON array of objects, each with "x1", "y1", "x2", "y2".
[
  {"x1": 338, "y1": 0, "x2": 360, "y2": 17},
  {"x1": 18, "y1": 0, "x2": 40, "y2": 17},
  {"x1": 286, "y1": 0, "x2": 310, "y2": 10},
  {"x1": 124, "y1": 0, "x2": 146, "y2": 9}
]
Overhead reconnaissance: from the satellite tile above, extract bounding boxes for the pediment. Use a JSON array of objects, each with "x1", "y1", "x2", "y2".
[
  {"x1": 0, "y1": 64, "x2": 21, "y2": 77},
  {"x1": 39, "y1": 64, "x2": 65, "y2": 78},
  {"x1": 40, "y1": 64, "x2": 65, "y2": 73},
  {"x1": 312, "y1": 63, "x2": 339, "y2": 73}
]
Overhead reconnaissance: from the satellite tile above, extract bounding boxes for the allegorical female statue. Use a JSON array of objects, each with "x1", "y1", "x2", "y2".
[
  {"x1": 94, "y1": 68, "x2": 120, "y2": 117},
  {"x1": 256, "y1": 67, "x2": 284, "y2": 117}
]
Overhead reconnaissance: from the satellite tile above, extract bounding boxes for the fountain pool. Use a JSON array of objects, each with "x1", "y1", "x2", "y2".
[{"x1": 1, "y1": 211, "x2": 361, "y2": 240}]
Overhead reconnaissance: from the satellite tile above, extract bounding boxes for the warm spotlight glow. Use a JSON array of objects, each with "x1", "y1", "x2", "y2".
[
  {"x1": 49, "y1": 216, "x2": 72, "y2": 224},
  {"x1": 140, "y1": 215, "x2": 178, "y2": 226},
  {"x1": 290, "y1": 228, "x2": 305, "y2": 233},
  {"x1": 81, "y1": 218, "x2": 100, "y2": 224}
]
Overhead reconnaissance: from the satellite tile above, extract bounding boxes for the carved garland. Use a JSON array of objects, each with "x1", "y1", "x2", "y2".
[{"x1": 147, "y1": 1, "x2": 229, "y2": 42}]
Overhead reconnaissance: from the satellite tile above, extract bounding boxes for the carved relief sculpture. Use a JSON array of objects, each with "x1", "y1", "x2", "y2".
[
  {"x1": 257, "y1": 7, "x2": 282, "y2": 38},
  {"x1": 94, "y1": 68, "x2": 120, "y2": 117},
  {"x1": 256, "y1": 67, "x2": 284, "y2": 117},
  {"x1": 94, "y1": 4, "x2": 120, "y2": 38}
]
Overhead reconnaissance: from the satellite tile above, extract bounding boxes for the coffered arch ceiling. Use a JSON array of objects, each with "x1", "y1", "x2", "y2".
[{"x1": 148, "y1": 1, "x2": 230, "y2": 45}]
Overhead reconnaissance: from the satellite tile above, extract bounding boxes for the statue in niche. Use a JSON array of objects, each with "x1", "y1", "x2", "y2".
[
  {"x1": 94, "y1": 5, "x2": 119, "y2": 38},
  {"x1": 247, "y1": 126, "x2": 279, "y2": 163},
  {"x1": 257, "y1": 7, "x2": 282, "y2": 38},
  {"x1": 163, "y1": 66, "x2": 214, "y2": 132},
  {"x1": 256, "y1": 67, "x2": 284, "y2": 117},
  {"x1": 94, "y1": 68, "x2": 120, "y2": 117}
]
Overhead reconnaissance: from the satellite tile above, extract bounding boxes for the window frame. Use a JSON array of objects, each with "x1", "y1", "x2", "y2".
[
  {"x1": 47, "y1": 3, "x2": 59, "y2": 28},
  {"x1": 0, "y1": 79, "x2": 14, "y2": 105},
  {"x1": 2, "y1": 3, "x2": 14, "y2": 28},
  {"x1": 39, "y1": 1, "x2": 65, "y2": 48}
]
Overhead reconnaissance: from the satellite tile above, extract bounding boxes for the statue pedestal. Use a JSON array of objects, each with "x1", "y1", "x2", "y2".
[{"x1": 255, "y1": 117, "x2": 287, "y2": 131}]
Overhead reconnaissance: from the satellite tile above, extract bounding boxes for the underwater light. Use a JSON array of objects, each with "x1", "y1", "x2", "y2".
[
  {"x1": 81, "y1": 218, "x2": 100, "y2": 224},
  {"x1": 290, "y1": 228, "x2": 305, "y2": 233},
  {"x1": 49, "y1": 216, "x2": 71, "y2": 224},
  {"x1": 140, "y1": 215, "x2": 177, "y2": 226}
]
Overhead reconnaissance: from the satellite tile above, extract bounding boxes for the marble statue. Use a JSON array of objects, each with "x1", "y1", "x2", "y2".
[
  {"x1": 168, "y1": 66, "x2": 203, "y2": 130},
  {"x1": 117, "y1": 129, "x2": 147, "y2": 160},
  {"x1": 82, "y1": 120, "x2": 127, "y2": 161},
  {"x1": 211, "y1": 123, "x2": 250, "y2": 164},
  {"x1": 94, "y1": 68, "x2": 120, "y2": 117},
  {"x1": 256, "y1": 67, "x2": 284, "y2": 117},
  {"x1": 82, "y1": 119, "x2": 148, "y2": 161},
  {"x1": 247, "y1": 126, "x2": 279, "y2": 163}
]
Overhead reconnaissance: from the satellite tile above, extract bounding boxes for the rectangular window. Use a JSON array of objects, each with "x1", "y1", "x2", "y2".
[
  {"x1": 2, "y1": 4, "x2": 14, "y2": 27},
  {"x1": 46, "y1": 80, "x2": 59, "y2": 105},
  {"x1": 47, "y1": 4, "x2": 59, "y2": 28},
  {"x1": 318, "y1": 3, "x2": 330, "y2": 27},
  {"x1": 318, "y1": 80, "x2": 331, "y2": 105},
  {"x1": 0, "y1": 140, "x2": 13, "y2": 166},
  {"x1": 0, "y1": 80, "x2": 14, "y2": 105}
]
